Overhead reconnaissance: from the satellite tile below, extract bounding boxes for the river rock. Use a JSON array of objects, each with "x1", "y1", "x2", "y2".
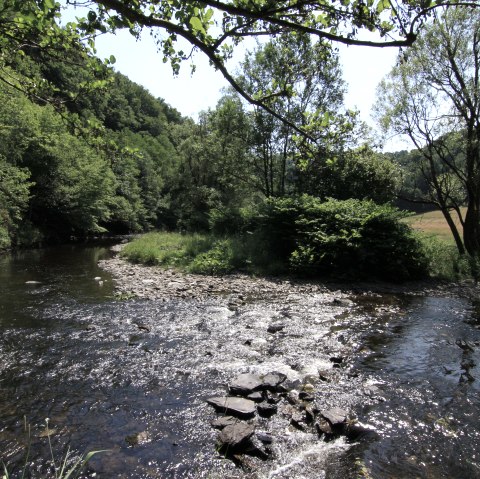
[
  {"x1": 321, "y1": 407, "x2": 348, "y2": 426},
  {"x1": 267, "y1": 322, "x2": 285, "y2": 334},
  {"x1": 229, "y1": 373, "x2": 263, "y2": 395},
  {"x1": 315, "y1": 417, "x2": 333, "y2": 435},
  {"x1": 247, "y1": 391, "x2": 264, "y2": 402},
  {"x1": 291, "y1": 412, "x2": 308, "y2": 431},
  {"x1": 256, "y1": 432, "x2": 274, "y2": 444},
  {"x1": 206, "y1": 396, "x2": 256, "y2": 418},
  {"x1": 257, "y1": 401, "x2": 277, "y2": 417},
  {"x1": 262, "y1": 372, "x2": 287, "y2": 391},
  {"x1": 217, "y1": 422, "x2": 255, "y2": 451},
  {"x1": 211, "y1": 416, "x2": 238, "y2": 429}
]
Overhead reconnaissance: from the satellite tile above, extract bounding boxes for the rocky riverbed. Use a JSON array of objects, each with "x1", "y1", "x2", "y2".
[
  {"x1": 94, "y1": 246, "x2": 480, "y2": 477},
  {"x1": 98, "y1": 244, "x2": 479, "y2": 303}
]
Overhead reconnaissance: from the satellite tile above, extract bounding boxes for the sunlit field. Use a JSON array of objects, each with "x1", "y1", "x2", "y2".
[{"x1": 403, "y1": 208, "x2": 466, "y2": 242}]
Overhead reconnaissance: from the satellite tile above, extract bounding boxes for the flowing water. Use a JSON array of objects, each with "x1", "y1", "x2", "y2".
[{"x1": 1, "y1": 244, "x2": 479, "y2": 478}]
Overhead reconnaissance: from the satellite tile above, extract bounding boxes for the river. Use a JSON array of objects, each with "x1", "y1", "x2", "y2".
[{"x1": 1, "y1": 244, "x2": 479, "y2": 478}]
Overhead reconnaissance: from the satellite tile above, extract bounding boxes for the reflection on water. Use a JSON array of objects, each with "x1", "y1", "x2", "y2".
[
  {"x1": 0, "y1": 246, "x2": 479, "y2": 478},
  {"x1": 354, "y1": 296, "x2": 480, "y2": 479},
  {"x1": 0, "y1": 244, "x2": 116, "y2": 328}
]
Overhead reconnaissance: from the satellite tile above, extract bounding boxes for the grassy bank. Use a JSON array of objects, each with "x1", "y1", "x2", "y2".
[
  {"x1": 120, "y1": 199, "x2": 477, "y2": 282},
  {"x1": 120, "y1": 231, "x2": 284, "y2": 276}
]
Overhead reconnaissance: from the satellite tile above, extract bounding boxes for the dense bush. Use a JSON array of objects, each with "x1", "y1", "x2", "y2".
[
  {"x1": 122, "y1": 196, "x2": 429, "y2": 281},
  {"x1": 255, "y1": 196, "x2": 429, "y2": 280}
]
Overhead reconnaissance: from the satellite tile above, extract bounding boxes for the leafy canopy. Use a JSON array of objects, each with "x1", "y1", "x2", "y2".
[{"x1": 3, "y1": 0, "x2": 479, "y2": 138}]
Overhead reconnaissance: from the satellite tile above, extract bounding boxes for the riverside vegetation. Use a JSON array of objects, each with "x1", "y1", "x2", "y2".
[{"x1": 1, "y1": 2, "x2": 479, "y2": 281}]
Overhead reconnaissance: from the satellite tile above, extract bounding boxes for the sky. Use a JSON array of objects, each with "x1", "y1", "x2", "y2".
[{"x1": 60, "y1": 2, "x2": 407, "y2": 151}]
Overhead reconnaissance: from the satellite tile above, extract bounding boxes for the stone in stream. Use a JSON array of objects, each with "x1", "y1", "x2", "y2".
[
  {"x1": 229, "y1": 372, "x2": 288, "y2": 396},
  {"x1": 257, "y1": 402, "x2": 277, "y2": 418},
  {"x1": 256, "y1": 432, "x2": 274, "y2": 444},
  {"x1": 229, "y1": 373, "x2": 263, "y2": 395},
  {"x1": 247, "y1": 391, "x2": 264, "y2": 402},
  {"x1": 217, "y1": 422, "x2": 255, "y2": 452},
  {"x1": 267, "y1": 322, "x2": 285, "y2": 334},
  {"x1": 133, "y1": 321, "x2": 151, "y2": 332},
  {"x1": 211, "y1": 416, "x2": 239, "y2": 429},
  {"x1": 321, "y1": 407, "x2": 348, "y2": 426},
  {"x1": 206, "y1": 396, "x2": 256, "y2": 418},
  {"x1": 315, "y1": 417, "x2": 333, "y2": 436},
  {"x1": 262, "y1": 372, "x2": 287, "y2": 391}
]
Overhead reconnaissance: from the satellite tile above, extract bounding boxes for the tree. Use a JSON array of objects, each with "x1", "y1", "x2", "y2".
[
  {"x1": 302, "y1": 145, "x2": 400, "y2": 203},
  {"x1": 238, "y1": 33, "x2": 345, "y2": 197},
  {"x1": 0, "y1": 0, "x2": 115, "y2": 108},
  {"x1": 4, "y1": 1, "x2": 478, "y2": 137},
  {"x1": 376, "y1": 6, "x2": 480, "y2": 258}
]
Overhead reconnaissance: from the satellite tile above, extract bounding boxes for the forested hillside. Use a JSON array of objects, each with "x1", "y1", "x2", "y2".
[
  {"x1": 0, "y1": 46, "x2": 185, "y2": 249},
  {"x1": 0, "y1": 33, "x2": 400, "y2": 251}
]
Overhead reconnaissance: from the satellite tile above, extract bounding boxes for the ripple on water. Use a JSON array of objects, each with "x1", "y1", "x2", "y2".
[{"x1": 2, "y1": 257, "x2": 480, "y2": 479}]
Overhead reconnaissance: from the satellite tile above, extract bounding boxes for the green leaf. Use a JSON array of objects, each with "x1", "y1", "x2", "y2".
[
  {"x1": 376, "y1": 0, "x2": 389, "y2": 14},
  {"x1": 43, "y1": 0, "x2": 55, "y2": 10},
  {"x1": 189, "y1": 16, "x2": 205, "y2": 34}
]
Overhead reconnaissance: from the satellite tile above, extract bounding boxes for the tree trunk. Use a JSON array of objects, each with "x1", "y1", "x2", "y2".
[
  {"x1": 441, "y1": 207, "x2": 466, "y2": 255},
  {"x1": 463, "y1": 194, "x2": 480, "y2": 256}
]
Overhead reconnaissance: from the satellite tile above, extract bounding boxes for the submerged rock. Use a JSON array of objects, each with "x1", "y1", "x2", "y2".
[
  {"x1": 207, "y1": 396, "x2": 256, "y2": 418},
  {"x1": 267, "y1": 322, "x2": 285, "y2": 334}
]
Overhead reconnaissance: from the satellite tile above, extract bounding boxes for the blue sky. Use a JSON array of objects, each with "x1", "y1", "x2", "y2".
[{"x1": 61, "y1": 2, "x2": 406, "y2": 151}]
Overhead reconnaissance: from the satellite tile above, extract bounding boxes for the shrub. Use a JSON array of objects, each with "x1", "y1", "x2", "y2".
[{"x1": 255, "y1": 195, "x2": 428, "y2": 281}]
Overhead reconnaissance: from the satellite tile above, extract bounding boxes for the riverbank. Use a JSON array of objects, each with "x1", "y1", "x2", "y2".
[{"x1": 98, "y1": 244, "x2": 479, "y2": 302}]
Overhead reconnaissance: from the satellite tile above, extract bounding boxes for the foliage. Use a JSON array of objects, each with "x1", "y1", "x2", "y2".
[
  {"x1": 238, "y1": 32, "x2": 345, "y2": 197},
  {"x1": 258, "y1": 196, "x2": 428, "y2": 280},
  {"x1": 376, "y1": 7, "x2": 480, "y2": 257},
  {"x1": 299, "y1": 145, "x2": 400, "y2": 203},
  {"x1": 123, "y1": 196, "x2": 429, "y2": 281},
  {"x1": 57, "y1": 0, "x2": 478, "y2": 136},
  {"x1": 0, "y1": 82, "x2": 117, "y2": 241},
  {"x1": 417, "y1": 234, "x2": 472, "y2": 281},
  {"x1": 0, "y1": 155, "x2": 32, "y2": 250},
  {"x1": 0, "y1": 47, "x2": 185, "y2": 247}
]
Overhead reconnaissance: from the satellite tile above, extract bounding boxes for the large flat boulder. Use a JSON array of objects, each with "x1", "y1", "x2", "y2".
[
  {"x1": 229, "y1": 373, "x2": 263, "y2": 395},
  {"x1": 206, "y1": 396, "x2": 256, "y2": 418}
]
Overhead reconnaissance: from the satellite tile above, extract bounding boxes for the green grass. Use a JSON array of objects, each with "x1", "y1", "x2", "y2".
[
  {"x1": 120, "y1": 232, "x2": 215, "y2": 267},
  {"x1": 120, "y1": 231, "x2": 286, "y2": 276}
]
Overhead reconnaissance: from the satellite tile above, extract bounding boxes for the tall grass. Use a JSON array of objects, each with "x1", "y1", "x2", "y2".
[
  {"x1": 2, "y1": 418, "x2": 108, "y2": 479},
  {"x1": 120, "y1": 232, "x2": 215, "y2": 267},
  {"x1": 416, "y1": 233, "x2": 474, "y2": 280},
  {"x1": 120, "y1": 231, "x2": 286, "y2": 276}
]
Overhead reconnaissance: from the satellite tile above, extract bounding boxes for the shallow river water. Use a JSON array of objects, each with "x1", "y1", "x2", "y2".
[{"x1": 1, "y1": 244, "x2": 479, "y2": 478}]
